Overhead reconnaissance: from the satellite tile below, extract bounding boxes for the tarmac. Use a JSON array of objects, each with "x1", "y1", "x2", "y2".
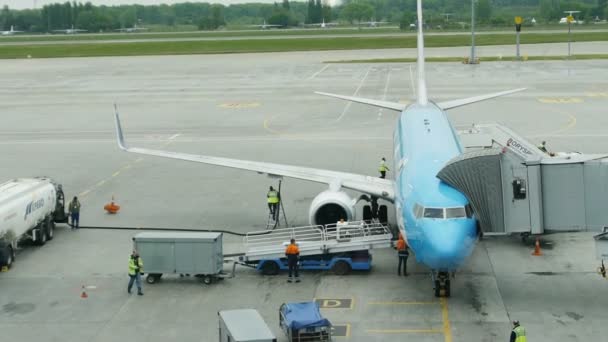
[{"x1": 1, "y1": 48, "x2": 608, "y2": 341}]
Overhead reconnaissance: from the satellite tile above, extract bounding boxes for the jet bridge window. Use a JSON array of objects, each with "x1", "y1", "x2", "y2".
[{"x1": 423, "y1": 208, "x2": 445, "y2": 219}]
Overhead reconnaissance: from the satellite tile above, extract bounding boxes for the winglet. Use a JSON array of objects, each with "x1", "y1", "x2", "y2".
[
  {"x1": 416, "y1": 0, "x2": 428, "y2": 106},
  {"x1": 113, "y1": 104, "x2": 128, "y2": 151}
]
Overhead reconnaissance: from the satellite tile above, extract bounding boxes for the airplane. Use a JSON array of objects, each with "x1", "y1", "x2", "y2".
[
  {"x1": 305, "y1": 19, "x2": 338, "y2": 29},
  {"x1": 115, "y1": 24, "x2": 149, "y2": 33},
  {"x1": 1, "y1": 26, "x2": 24, "y2": 36},
  {"x1": 112, "y1": 0, "x2": 524, "y2": 297},
  {"x1": 53, "y1": 25, "x2": 87, "y2": 34},
  {"x1": 248, "y1": 20, "x2": 282, "y2": 30},
  {"x1": 361, "y1": 19, "x2": 389, "y2": 27}
]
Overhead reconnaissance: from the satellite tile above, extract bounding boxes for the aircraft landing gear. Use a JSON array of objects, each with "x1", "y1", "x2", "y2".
[{"x1": 432, "y1": 271, "x2": 451, "y2": 297}]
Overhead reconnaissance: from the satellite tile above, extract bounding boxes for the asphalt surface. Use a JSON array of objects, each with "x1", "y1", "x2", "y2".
[{"x1": 1, "y1": 49, "x2": 607, "y2": 341}]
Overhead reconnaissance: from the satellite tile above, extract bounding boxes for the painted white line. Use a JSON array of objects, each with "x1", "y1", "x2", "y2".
[
  {"x1": 308, "y1": 64, "x2": 330, "y2": 80},
  {"x1": 168, "y1": 133, "x2": 181, "y2": 140},
  {"x1": 334, "y1": 66, "x2": 372, "y2": 123},
  {"x1": 378, "y1": 68, "x2": 392, "y2": 120}
]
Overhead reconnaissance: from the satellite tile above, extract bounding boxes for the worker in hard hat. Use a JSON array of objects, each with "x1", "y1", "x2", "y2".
[
  {"x1": 285, "y1": 239, "x2": 300, "y2": 283},
  {"x1": 510, "y1": 320, "x2": 526, "y2": 342},
  {"x1": 378, "y1": 157, "x2": 390, "y2": 179},
  {"x1": 267, "y1": 186, "x2": 280, "y2": 220},
  {"x1": 537, "y1": 141, "x2": 547, "y2": 153},
  {"x1": 68, "y1": 196, "x2": 81, "y2": 229},
  {"x1": 396, "y1": 233, "x2": 409, "y2": 276},
  {"x1": 128, "y1": 250, "x2": 144, "y2": 295}
]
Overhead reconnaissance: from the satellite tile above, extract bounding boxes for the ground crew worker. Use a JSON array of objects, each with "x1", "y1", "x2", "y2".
[
  {"x1": 396, "y1": 233, "x2": 409, "y2": 276},
  {"x1": 510, "y1": 320, "x2": 526, "y2": 342},
  {"x1": 128, "y1": 251, "x2": 144, "y2": 295},
  {"x1": 537, "y1": 141, "x2": 547, "y2": 153},
  {"x1": 68, "y1": 196, "x2": 81, "y2": 229},
  {"x1": 285, "y1": 239, "x2": 300, "y2": 283},
  {"x1": 267, "y1": 186, "x2": 280, "y2": 219},
  {"x1": 378, "y1": 157, "x2": 390, "y2": 178}
]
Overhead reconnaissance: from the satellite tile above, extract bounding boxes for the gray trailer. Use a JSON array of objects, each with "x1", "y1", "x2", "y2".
[
  {"x1": 219, "y1": 309, "x2": 276, "y2": 342},
  {"x1": 133, "y1": 232, "x2": 231, "y2": 285}
]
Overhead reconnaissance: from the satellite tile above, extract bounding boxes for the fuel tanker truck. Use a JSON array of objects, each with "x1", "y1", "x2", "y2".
[{"x1": 0, "y1": 177, "x2": 68, "y2": 268}]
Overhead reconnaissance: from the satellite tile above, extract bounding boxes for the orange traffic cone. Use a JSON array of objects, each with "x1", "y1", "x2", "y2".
[
  {"x1": 532, "y1": 238, "x2": 542, "y2": 256},
  {"x1": 104, "y1": 195, "x2": 120, "y2": 214},
  {"x1": 80, "y1": 285, "x2": 88, "y2": 298}
]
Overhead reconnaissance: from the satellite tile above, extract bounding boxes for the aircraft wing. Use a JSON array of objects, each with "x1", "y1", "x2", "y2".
[
  {"x1": 315, "y1": 91, "x2": 406, "y2": 112},
  {"x1": 436, "y1": 88, "x2": 526, "y2": 110},
  {"x1": 113, "y1": 107, "x2": 395, "y2": 201}
]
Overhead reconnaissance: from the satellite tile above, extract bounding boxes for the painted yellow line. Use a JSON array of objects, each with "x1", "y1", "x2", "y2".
[
  {"x1": 135, "y1": 158, "x2": 144, "y2": 163},
  {"x1": 112, "y1": 171, "x2": 120, "y2": 177},
  {"x1": 123, "y1": 164, "x2": 132, "y2": 169},
  {"x1": 345, "y1": 323, "x2": 351, "y2": 338},
  {"x1": 368, "y1": 301, "x2": 438, "y2": 305},
  {"x1": 440, "y1": 297, "x2": 452, "y2": 342},
  {"x1": 263, "y1": 116, "x2": 283, "y2": 135},
  {"x1": 545, "y1": 112, "x2": 577, "y2": 136},
  {"x1": 366, "y1": 329, "x2": 442, "y2": 334},
  {"x1": 96, "y1": 180, "x2": 106, "y2": 187},
  {"x1": 78, "y1": 189, "x2": 91, "y2": 197}
]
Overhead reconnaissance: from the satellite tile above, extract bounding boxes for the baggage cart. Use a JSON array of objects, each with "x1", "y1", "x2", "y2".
[
  {"x1": 219, "y1": 309, "x2": 276, "y2": 342},
  {"x1": 279, "y1": 302, "x2": 332, "y2": 341},
  {"x1": 133, "y1": 231, "x2": 233, "y2": 285}
]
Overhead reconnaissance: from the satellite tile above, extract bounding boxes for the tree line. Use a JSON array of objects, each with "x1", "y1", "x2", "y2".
[{"x1": 0, "y1": 0, "x2": 606, "y2": 33}]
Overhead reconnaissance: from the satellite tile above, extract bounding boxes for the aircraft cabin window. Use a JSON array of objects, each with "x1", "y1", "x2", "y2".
[
  {"x1": 446, "y1": 207, "x2": 466, "y2": 218},
  {"x1": 423, "y1": 208, "x2": 444, "y2": 219}
]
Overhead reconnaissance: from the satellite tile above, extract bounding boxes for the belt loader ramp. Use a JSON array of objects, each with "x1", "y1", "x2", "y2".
[
  {"x1": 438, "y1": 123, "x2": 608, "y2": 235},
  {"x1": 239, "y1": 221, "x2": 393, "y2": 275}
]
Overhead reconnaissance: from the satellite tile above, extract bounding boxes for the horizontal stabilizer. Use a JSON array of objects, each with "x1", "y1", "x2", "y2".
[
  {"x1": 315, "y1": 91, "x2": 406, "y2": 112},
  {"x1": 437, "y1": 88, "x2": 526, "y2": 110}
]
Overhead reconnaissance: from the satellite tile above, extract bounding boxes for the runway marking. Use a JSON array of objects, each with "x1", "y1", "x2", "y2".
[
  {"x1": 218, "y1": 102, "x2": 260, "y2": 109},
  {"x1": 368, "y1": 301, "x2": 437, "y2": 305},
  {"x1": 366, "y1": 329, "x2": 442, "y2": 334},
  {"x1": 308, "y1": 64, "x2": 330, "y2": 80},
  {"x1": 586, "y1": 92, "x2": 608, "y2": 98},
  {"x1": 263, "y1": 115, "x2": 284, "y2": 135},
  {"x1": 112, "y1": 171, "x2": 120, "y2": 177},
  {"x1": 537, "y1": 97, "x2": 583, "y2": 104},
  {"x1": 96, "y1": 180, "x2": 106, "y2": 187},
  {"x1": 168, "y1": 133, "x2": 181, "y2": 140},
  {"x1": 135, "y1": 158, "x2": 144, "y2": 163},
  {"x1": 315, "y1": 298, "x2": 353, "y2": 309},
  {"x1": 78, "y1": 189, "x2": 91, "y2": 197},
  {"x1": 440, "y1": 297, "x2": 453, "y2": 342},
  {"x1": 377, "y1": 68, "x2": 392, "y2": 120},
  {"x1": 334, "y1": 66, "x2": 372, "y2": 122}
]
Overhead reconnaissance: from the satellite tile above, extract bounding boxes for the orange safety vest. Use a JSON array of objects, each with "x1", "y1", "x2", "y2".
[
  {"x1": 396, "y1": 239, "x2": 407, "y2": 251},
  {"x1": 285, "y1": 244, "x2": 300, "y2": 255}
]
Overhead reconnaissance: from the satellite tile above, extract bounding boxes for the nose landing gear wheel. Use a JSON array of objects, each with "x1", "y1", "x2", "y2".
[{"x1": 433, "y1": 272, "x2": 451, "y2": 297}]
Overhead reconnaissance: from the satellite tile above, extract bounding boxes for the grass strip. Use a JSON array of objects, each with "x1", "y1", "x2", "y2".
[{"x1": 1, "y1": 32, "x2": 606, "y2": 59}]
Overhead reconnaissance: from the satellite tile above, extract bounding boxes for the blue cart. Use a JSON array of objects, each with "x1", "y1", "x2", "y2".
[{"x1": 279, "y1": 302, "x2": 332, "y2": 342}]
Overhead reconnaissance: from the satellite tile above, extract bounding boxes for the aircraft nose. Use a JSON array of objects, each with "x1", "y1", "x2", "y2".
[{"x1": 421, "y1": 220, "x2": 477, "y2": 270}]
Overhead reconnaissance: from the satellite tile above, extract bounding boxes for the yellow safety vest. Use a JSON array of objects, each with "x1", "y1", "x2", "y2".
[
  {"x1": 267, "y1": 190, "x2": 279, "y2": 204},
  {"x1": 378, "y1": 161, "x2": 389, "y2": 172},
  {"x1": 128, "y1": 257, "x2": 144, "y2": 276},
  {"x1": 513, "y1": 326, "x2": 526, "y2": 342}
]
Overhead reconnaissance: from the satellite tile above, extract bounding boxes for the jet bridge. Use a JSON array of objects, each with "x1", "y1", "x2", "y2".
[{"x1": 438, "y1": 123, "x2": 608, "y2": 235}]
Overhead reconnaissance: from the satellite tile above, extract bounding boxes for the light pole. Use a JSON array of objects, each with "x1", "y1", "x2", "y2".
[
  {"x1": 564, "y1": 10, "x2": 580, "y2": 58},
  {"x1": 468, "y1": 0, "x2": 478, "y2": 64}
]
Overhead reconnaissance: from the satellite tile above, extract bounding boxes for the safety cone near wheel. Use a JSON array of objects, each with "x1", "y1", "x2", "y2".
[
  {"x1": 104, "y1": 195, "x2": 120, "y2": 214},
  {"x1": 80, "y1": 285, "x2": 88, "y2": 298},
  {"x1": 532, "y1": 238, "x2": 542, "y2": 256}
]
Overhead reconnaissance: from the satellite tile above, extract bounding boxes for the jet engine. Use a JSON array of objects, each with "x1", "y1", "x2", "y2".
[{"x1": 308, "y1": 190, "x2": 356, "y2": 225}]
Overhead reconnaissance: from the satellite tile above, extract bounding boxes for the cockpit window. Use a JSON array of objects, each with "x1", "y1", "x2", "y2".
[
  {"x1": 423, "y1": 208, "x2": 444, "y2": 219},
  {"x1": 446, "y1": 207, "x2": 466, "y2": 218}
]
